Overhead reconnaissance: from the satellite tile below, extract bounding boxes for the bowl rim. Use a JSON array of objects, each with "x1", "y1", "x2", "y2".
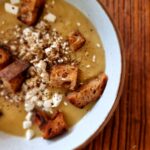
[{"x1": 76, "y1": 1, "x2": 126, "y2": 149}]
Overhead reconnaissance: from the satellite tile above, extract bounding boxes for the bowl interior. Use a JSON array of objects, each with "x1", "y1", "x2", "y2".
[{"x1": 0, "y1": 0, "x2": 123, "y2": 150}]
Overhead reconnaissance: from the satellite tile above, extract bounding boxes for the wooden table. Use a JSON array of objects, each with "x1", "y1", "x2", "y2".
[{"x1": 85, "y1": 0, "x2": 150, "y2": 149}]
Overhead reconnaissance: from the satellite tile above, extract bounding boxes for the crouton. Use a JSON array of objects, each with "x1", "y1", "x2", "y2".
[
  {"x1": 68, "y1": 30, "x2": 86, "y2": 51},
  {"x1": 0, "y1": 59, "x2": 30, "y2": 92},
  {"x1": 17, "y1": 0, "x2": 45, "y2": 26},
  {"x1": 0, "y1": 45, "x2": 11, "y2": 70},
  {"x1": 42, "y1": 112, "x2": 67, "y2": 139},
  {"x1": 50, "y1": 64, "x2": 78, "y2": 90},
  {"x1": 2, "y1": 74, "x2": 24, "y2": 92},
  {"x1": 66, "y1": 73, "x2": 108, "y2": 108},
  {"x1": 33, "y1": 109, "x2": 50, "y2": 128},
  {"x1": 33, "y1": 110, "x2": 67, "y2": 139}
]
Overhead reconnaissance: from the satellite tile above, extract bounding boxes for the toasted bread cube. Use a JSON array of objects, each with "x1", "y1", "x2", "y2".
[
  {"x1": 33, "y1": 110, "x2": 67, "y2": 139},
  {"x1": 41, "y1": 112, "x2": 67, "y2": 139},
  {"x1": 68, "y1": 30, "x2": 86, "y2": 51},
  {"x1": 0, "y1": 46, "x2": 11, "y2": 70},
  {"x1": 66, "y1": 73, "x2": 108, "y2": 108},
  {"x1": 2, "y1": 74, "x2": 24, "y2": 92},
  {"x1": 50, "y1": 65, "x2": 78, "y2": 90},
  {"x1": 33, "y1": 109, "x2": 50, "y2": 128},
  {"x1": 0, "y1": 59, "x2": 30, "y2": 92},
  {"x1": 18, "y1": 0, "x2": 45, "y2": 25}
]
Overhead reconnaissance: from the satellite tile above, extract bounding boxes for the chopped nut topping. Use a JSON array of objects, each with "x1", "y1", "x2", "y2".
[{"x1": 26, "y1": 129, "x2": 34, "y2": 140}]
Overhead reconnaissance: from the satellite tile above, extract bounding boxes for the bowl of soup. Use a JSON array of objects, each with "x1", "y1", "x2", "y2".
[{"x1": 0, "y1": 0, "x2": 125, "y2": 149}]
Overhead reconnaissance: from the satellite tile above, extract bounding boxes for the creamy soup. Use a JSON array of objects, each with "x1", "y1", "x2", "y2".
[{"x1": 0, "y1": 0, "x2": 105, "y2": 137}]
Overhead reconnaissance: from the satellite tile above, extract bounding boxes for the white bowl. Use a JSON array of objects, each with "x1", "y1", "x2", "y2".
[{"x1": 0, "y1": 0, "x2": 125, "y2": 149}]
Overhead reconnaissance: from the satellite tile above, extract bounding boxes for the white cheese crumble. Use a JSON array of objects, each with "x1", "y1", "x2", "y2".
[
  {"x1": 23, "y1": 28, "x2": 32, "y2": 36},
  {"x1": 25, "y1": 102, "x2": 35, "y2": 112},
  {"x1": 43, "y1": 100, "x2": 52, "y2": 108},
  {"x1": 10, "y1": 0, "x2": 20, "y2": 4},
  {"x1": 40, "y1": 72, "x2": 49, "y2": 82},
  {"x1": 30, "y1": 96, "x2": 38, "y2": 103},
  {"x1": 51, "y1": 93, "x2": 63, "y2": 107},
  {"x1": 44, "y1": 13, "x2": 56, "y2": 22},
  {"x1": 43, "y1": 93, "x2": 63, "y2": 110},
  {"x1": 26, "y1": 129, "x2": 34, "y2": 140},
  {"x1": 25, "y1": 112, "x2": 33, "y2": 121},
  {"x1": 25, "y1": 89, "x2": 39, "y2": 100},
  {"x1": 45, "y1": 47, "x2": 52, "y2": 55},
  {"x1": 34, "y1": 60, "x2": 47, "y2": 73},
  {"x1": 5, "y1": 3, "x2": 19, "y2": 15},
  {"x1": 23, "y1": 120, "x2": 32, "y2": 129},
  {"x1": 36, "y1": 101, "x2": 43, "y2": 107}
]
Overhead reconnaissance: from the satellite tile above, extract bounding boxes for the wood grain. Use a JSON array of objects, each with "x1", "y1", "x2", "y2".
[{"x1": 84, "y1": 0, "x2": 150, "y2": 150}]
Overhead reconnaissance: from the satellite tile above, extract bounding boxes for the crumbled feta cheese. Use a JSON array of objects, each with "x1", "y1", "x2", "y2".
[
  {"x1": 51, "y1": 93, "x2": 62, "y2": 107},
  {"x1": 26, "y1": 129, "x2": 34, "y2": 140},
  {"x1": 23, "y1": 120, "x2": 32, "y2": 129},
  {"x1": 43, "y1": 100, "x2": 52, "y2": 108},
  {"x1": 25, "y1": 102, "x2": 35, "y2": 112},
  {"x1": 45, "y1": 47, "x2": 52, "y2": 55},
  {"x1": 23, "y1": 28, "x2": 32, "y2": 36},
  {"x1": 96, "y1": 43, "x2": 101, "y2": 48},
  {"x1": 51, "y1": 41, "x2": 58, "y2": 48},
  {"x1": 44, "y1": 13, "x2": 56, "y2": 22},
  {"x1": 25, "y1": 89, "x2": 38, "y2": 100},
  {"x1": 43, "y1": 89, "x2": 50, "y2": 97},
  {"x1": 76, "y1": 22, "x2": 81, "y2": 27},
  {"x1": 34, "y1": 60, "x2": 47, "y2": 73},
  {"x1": 5, "y1": 3, "x2": 19, "y2": 15},
  {"x1": 58, "y1": 59, "x2": 64, "y2": 63},
  {"x1": 10, "y1": 0, "x2": 20, "y2": 4},
  {"x1": 25, "y1": 112, "x2": 33, "y2": 121},
  {"x1": 36, "y1": 101, "x2": 43, "y2": 107},
  {"x1": 30, "y1": 96, "x2": 38, "y2": 102},
  {"x1": 40, "y1": 72, "x2": 49, "y2": 81},
  {"x1": 39, "y1": 83, "x2": 46, "y2": 91}
]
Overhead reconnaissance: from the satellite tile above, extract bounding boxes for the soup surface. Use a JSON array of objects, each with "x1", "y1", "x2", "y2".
[{"x1": 0, "y1": 0, "x2": 105, "y2": 137}]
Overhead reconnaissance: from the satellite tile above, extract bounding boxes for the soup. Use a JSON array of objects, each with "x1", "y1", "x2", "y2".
[{"x1": 0, "y1": 0, "x2": 106, "y2": 139}]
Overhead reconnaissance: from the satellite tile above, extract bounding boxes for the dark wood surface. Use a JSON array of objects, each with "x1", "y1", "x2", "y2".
[{"x1": 85, "y1": 0, "x2": 150, "y2": 149}]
